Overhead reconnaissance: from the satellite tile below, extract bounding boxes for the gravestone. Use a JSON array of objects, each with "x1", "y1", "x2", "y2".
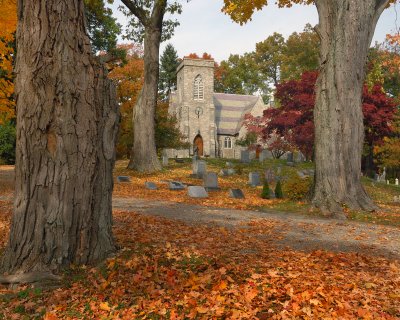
[
  {"x1": 117, "y1": 176, "x2": 131, "y2": 183},
  {"x1": 259, "y1": 150, "x2": 273, "y2": 162},
  {"x1": 294, "y1": 152, "x2": 305, "y2": 163},
  {"x1": 396, "y1": 178, "x2": 399, "y2": 186},
  {"x1": 264, "y1": 169, "x2": 275, "y2": 183},
  {"x1": 191, "y1": 160, "x2": 207, "y2": 179},
  {"x1": 219, "y1": 169, "x2": 229, "y2": 176},
  {"x1": 145, "y1": 182, "x2": 157, "y2": 190},
  {"x1": 169, "y1": 181, "x2": 185, "y2": 190},
  {"x1": 226, "y1": 161, "x2": 233, "y2": 167},
  {"x1": 229, "y1": 189, "x2": 245, "y2": 199},
  {"x1": 276, "y1": 166, "x2": 282, "y2": 175},
  {"x1": 249, "y1": 151, "x2": 256, "y2": 160},
  {"x1": 188, "y1": 186, "x2": 208, "y2": 198},
  {"x1": 393, "y1": 196, "x2": 400, "y2": 203},
  {"x1": 297, "y1": 171, "x2": 306, "y2": 179},
  {"x1": 286, "y1": 152, "x2": 294, "y2": 162},
  {"x1": 203, "y1": 172, "x2": 220, "y2": 190},
  {"x1": 162, "y1": 152, "x2": 168, "y2": 166},
  {"x1": 249, "y1": 172, "x2": 261, "y2": 187},
  {"x1": 227, "y1": 168, "x2": 236, "y2": 175},
  {"x1": 241, "y1": 150, "x2": 250, "y2": 163}
]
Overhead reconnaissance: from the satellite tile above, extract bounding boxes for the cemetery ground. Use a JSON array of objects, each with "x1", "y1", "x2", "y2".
[{"x1": 0, "y1": 161, "x2": 399, "y2": 319}]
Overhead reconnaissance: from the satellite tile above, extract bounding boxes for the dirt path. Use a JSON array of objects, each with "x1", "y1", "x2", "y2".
[{"x1": 113, "y1": 197, "x2": 400, "y2": 261}]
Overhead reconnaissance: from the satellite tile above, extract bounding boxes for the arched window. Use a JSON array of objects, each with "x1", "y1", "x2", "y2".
[
  {"x1": 224, "y1": 137, "x2": 232, "y2": 149},
  {"x1": 193, "y1": 75, "x2": 204, "y2": 100}
]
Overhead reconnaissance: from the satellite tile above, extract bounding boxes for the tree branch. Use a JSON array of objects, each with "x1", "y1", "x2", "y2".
[
  {"x1": 151, "y1": 0, "x2": 168, "y2": 30},
  {"x1": 120, "y1": 0, "x2": 150, "y2": 26}
]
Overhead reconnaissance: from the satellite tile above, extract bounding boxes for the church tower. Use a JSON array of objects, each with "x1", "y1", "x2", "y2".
[{"x1": 173, "y1": 58, "x2": 217, "y2": 157}]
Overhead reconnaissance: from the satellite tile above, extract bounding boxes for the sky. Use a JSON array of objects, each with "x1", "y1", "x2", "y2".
[{"x1": 110, "y1": 0, "x2": 400, "y2": 62}]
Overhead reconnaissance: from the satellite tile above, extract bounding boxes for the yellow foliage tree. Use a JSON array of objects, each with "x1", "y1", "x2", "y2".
[
  {"x1": 108, "y1": 45, "x2": 144, "y2": 158},
  {"x1": 0, "y1": 0, "x2": 17, "y2": 123}
]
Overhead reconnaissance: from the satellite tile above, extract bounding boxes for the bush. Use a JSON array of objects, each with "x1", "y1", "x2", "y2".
[
  {"x1": 283, "y1": 176, "x2": 312, "y2": 200},
  {"x1": 0, "y1": 121, "x2": 16, "y2": 164},
  {"x1": 275, "y1": 180, "x2": 283, "y2": 199},
  {"x1": 261, "y1": 180, "x2": 271, "y2": 199}
]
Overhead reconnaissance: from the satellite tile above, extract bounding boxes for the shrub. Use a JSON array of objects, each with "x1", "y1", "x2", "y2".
[
  {"x1": 275, "y1": 180, "x2": 283, "y2": 199},
  {"x1": 283, "y1": 176, "x2": 312, "y2": 200},
  {"x1": 261, "y1": 180, "x2": 271, "y2": 199},
  {"x1": 0, "y1": 121, "x2": 16, "y2": 164}
]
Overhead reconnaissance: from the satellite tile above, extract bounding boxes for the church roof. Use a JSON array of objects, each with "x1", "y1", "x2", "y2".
[{"x1": 213, "y1": 93, "x2": 260, "y2": 135}]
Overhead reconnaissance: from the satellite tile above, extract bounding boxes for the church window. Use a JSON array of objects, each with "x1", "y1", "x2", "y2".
[
  {"x1": 193, "y1": 75, "x2": 204, "y2": 100},
  {"x1": 224, "y1": 137, "x2": 232, "y2": 149}
]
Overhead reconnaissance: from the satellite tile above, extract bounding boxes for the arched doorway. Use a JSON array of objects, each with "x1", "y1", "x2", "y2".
[{"x1": 193, "y1": 134, "x2": 204, "y2": 156}]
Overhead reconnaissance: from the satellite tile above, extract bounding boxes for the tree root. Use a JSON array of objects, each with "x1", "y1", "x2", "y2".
[{"x1": 0, "y1": 272, "x2": 62, "y2": 285}]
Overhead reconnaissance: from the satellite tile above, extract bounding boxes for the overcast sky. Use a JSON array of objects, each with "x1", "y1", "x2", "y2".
[{"x1": 110, "y1": 1, "x2": 400, "y2": 62}]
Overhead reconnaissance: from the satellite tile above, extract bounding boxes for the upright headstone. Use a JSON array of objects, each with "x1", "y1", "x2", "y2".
[
  {"x1": 203, "y1": 172, "x2": 220, "y2": 190},
  {"x1": 188, "y1": 186, "x2": 208, "y2": 198},
  {"x1": 286, "y1": 152, "x2": 294, "y2": 162},
  {"x1": 249, "y1": 172, "x2": 261, "y2": 187},
  {"x1": 229, "y1": 189, "x2": 245, "y2": 199},
  {"x1": 241, "y1": 150, "x2": 250, "y2": 163},
  {"x1": 259, "y1": 150, "x2": 272, "y2": 162},
  {"x1": 265, "y1": 169, "x2": 275, "y2": 183},
  {"x1": 396, "y1": 178, "x2": 399, "y2": 186},
  {"x1": 249, "y1": 151, "x2": 256, "y2": 160},
  {"x1": 193, "y1": 160, "x2": 207, "y2": 179},
  {"x1": 162, "y1": 150, "x2": 168, "y2": 166},
  {"x1": 145, "y1": 182, "x2": 158, "y2": 190}
]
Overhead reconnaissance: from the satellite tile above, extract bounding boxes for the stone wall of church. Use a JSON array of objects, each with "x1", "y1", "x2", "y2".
[{"x1": 175, "y1": 58, "x2": 217, "y2": 157}]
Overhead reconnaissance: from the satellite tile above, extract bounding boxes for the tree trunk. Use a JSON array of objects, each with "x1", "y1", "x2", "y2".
[
  {"x1": 312, "y1": 0, "x2": 389, "y2": 217},
  {"x1": 128, "y1": 29, "x2": 162, "y2": 172},
  {"x1": 1, "y1": 0, "x2": 119, "y2": 274}
]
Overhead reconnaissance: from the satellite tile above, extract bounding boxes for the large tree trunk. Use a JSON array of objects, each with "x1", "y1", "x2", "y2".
[
  {"x1": 312, "y1": 0, "x2": 389, "y2": 217},
  {"x1": 128, "y1": 28, "x2": 162, "y2": 172},
  {"x1": 1, "y1": 0, "x2": 119, "y2": 275}
]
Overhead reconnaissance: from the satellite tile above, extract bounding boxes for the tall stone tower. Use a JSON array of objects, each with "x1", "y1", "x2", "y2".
[{"x1": 172, "y1": 58, "x2": 217, "y2": 157}]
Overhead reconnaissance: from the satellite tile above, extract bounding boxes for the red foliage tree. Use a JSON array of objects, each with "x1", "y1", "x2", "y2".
[{"x1": 246, "y1": 71, "x2": 396, "y2": 162}]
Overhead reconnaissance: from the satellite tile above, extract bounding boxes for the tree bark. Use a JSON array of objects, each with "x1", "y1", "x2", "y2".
[
  {"x1": 127, "y1": 28, "x2": 162, "y2": 172},
  {"x1": 312, "y1": 0, "x2": 389, "y2": 217},
  {"x1": 1, "y1": 0, "x2": 119, "y2": 274}
]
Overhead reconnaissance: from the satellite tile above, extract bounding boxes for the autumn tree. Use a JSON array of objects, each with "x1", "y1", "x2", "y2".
[
  {"x1": 120, "y1": 0, "x2": 182, "y2": 172},
  {"x1": 0, "y1": 0, "x2": 119, "y2": 277},
  {"x1": 159, "y1": 43, "x2": 180, "y2": 101},
  {"x1": 223, "y1": 0, "x2": 397, "y2": 216},
  {"x1": 0, "y1": 0, "x2": 17, "y2": 123}
]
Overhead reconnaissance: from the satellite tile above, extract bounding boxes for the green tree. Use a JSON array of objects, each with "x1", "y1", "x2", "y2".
[
  {"x1": 254, "y1": 32, "x2": 285, "y2": 87},
  {"x1": 159, "y1": 43, "x2": 180, "y2": 101},
  {"x1": 280, "y1": 24, "x2": 320, "y2": 81},
  {"x1": 0, "y1": 120, "x2": 15, "y2": 164},
  {"x1": 216, "y1": 53, "x2": 270, "y2": 102}
]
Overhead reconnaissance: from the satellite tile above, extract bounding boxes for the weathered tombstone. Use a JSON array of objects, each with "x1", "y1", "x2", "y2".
[
  {"x1": 169, "y1": 181, "x2": 185, "y2": 190},
  {"x1": 387, "y1": 180, "x2": 390, "y2": 185},
  {"x1": 265, "y1": 169, "x2": 275, "y2": 183},
  {"x1": 145, "y1": 182, "x2": 157, "y2": 190},
  {"x1": 249, "y1": 172, "x2": 261, "y2": 187},
  {"x1": 259, "y1": 150, "x2": 272, "y2": 162},
  {"x1": 219, "y1": 169, "x2": 229, "y2": 176},
  {"x1": 393, "y1": 196, "x2": 400, "y2": 203},
  {"x1": 162, "y1": 150, "x2": 168, "y2": 166},
  {"x1": 227, "y1": 168, "x2": 236, "y2": 175},
  {"x1": 191, "y1": 160, "x2": 207, "y2": 179},
  {"x1": 396, "y1": 178, "x2": 399, "y2": 186},
  {"x1": 229, "y1": 189, "x2": 245, "y2": 199},
  {"x1": 286, "y1": 152, "x2": 294, "y2": 162},
  {"x1": 297, "y1": 171, "x2": 306, "y2": 179},
  {"x1": 203, "y1": 172, "x2": 220, "y2": 190},
  {"x1": 117, "y1": 176, "x2": 131, "y2": 183},
  {"x1": 188, "y1": 186, "x2": 208, "y2": 198},
  {"x1": 226, "y1": 161, "x2": 233, "y2": 167},
  {"x1": 249, "y1": 151, "x2": 256, "y2": 160},
  {"x1": 294, "y1": 152, "x2": 305, "y2": 163},
  {"x1": 374, "y1": 173, "x2": 379, "y2": 181},
  {"x1": 241, "y1": 150, "x2": 250, "y2": 163}
]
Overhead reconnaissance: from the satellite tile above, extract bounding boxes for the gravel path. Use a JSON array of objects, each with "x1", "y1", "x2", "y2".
[{"x1": 113, "y1": 197, "x2": 400, "y2": 261}]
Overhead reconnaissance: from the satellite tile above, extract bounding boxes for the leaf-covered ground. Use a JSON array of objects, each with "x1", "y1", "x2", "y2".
[
  {"x1": 0, "y1": 206, "x2": 399, "y2": 319},
  {"x1": 0, "y1": 163, "x2": 399, "y2": 319}
]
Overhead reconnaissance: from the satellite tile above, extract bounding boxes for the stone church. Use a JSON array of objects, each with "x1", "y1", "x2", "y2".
[{"x1": 168, "y1": 58, "x2": 268, "y2": 159}]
